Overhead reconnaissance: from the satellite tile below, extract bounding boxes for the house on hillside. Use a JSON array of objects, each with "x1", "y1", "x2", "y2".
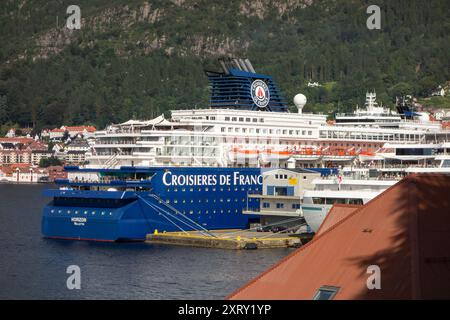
[{"x1": 49, "y1": 128, "x2": 66, "y2": 141}]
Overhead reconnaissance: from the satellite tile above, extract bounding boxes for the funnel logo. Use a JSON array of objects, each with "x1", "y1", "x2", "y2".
[{"x1": 251, "y1": 80, "x2": 270, "y2": 108}]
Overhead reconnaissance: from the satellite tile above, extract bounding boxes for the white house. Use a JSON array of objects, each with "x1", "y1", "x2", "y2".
[{"x1": 5, "y1": 128, "x2": 15, "y2": 138}]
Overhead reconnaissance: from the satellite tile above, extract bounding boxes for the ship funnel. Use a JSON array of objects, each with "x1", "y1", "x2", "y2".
[
  {"x1": 219, "y1": 59, "x2": 229, "y2": 75},
  {"x1": 238, "y1": 59, "x2": 249, "y2": 72},
  {"x1": 232, "y1": 58, "x2": 242, "y2": 71},
  {"x1": 205, "y1": 58, "x2": 288, "y2": 112},
  {"x1": 244, "y1": 59, "x2": 256, "y2": 73}
]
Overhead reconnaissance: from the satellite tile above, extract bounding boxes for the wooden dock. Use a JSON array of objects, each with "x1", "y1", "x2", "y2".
[{"x1": 146, "y1": 229, "x2": 302, "y2": 250}]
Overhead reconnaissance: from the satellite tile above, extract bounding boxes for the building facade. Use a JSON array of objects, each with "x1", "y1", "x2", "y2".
[{"x1": 244, "y1": 168, "x2": 319, "y2": 229}]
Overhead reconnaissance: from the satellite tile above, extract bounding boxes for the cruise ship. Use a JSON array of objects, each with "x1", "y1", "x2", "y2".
[
  {"x1": 302, "y1": 155, "x2": 450, "y2": 232},
  {"x1": 302, "y1": 128, "x2": 450, "y2": 232},
  {"x1": 42, "y1": 58, "x2": 450, "y2": 241}
]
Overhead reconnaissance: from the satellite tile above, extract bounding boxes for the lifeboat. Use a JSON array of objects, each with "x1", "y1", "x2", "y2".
[
  {"x1": 321, "y1": 147, "x2": 358, "y2": 161},
  {"x1": 228, "y1": 147, "x2": 260, "y2": 161},
  {"x1": 359, "y1": 151, "x2": 375, "y2": 156},
  {"x1": 260, "y1": 150, "x2": 292, "y2": 162},
  {"x1": 292, "y1": 148, "x2": 322, "y2": 160},
  {"x1": 359, "y1": 151, "x2": 384, "y2": 162}
]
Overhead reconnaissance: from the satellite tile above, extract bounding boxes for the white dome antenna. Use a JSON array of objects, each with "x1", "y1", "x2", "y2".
[{"x1": 294, "y1": 94, "x2": 307, "y2": 114}]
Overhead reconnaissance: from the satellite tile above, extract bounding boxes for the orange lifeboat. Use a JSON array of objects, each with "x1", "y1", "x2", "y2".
[
  {"x1": 229, "y1": 147, "x2": 259, "y2": 161},
  {"x1": 359, "y1": 151, "x2": 375, "y2": 156},
  {"x1": 260, "y1": 149, "x2": 292, "y2": 162}
]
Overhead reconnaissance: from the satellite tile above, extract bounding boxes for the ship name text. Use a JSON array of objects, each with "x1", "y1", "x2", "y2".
[{"x1": 162, "y1": 171, "x2": 262, "y2": 187}]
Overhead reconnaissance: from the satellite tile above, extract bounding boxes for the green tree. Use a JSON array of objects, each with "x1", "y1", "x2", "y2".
[
  {"x1": 389, "y1": 82, "x2": 414, "y2": 98},
  {"x1": 39, "y1": 156, "x2": 62, "y2": 168},
  {"x1": 417, "y1": 76, "x2": 439, "y2": 97},
  {"x1": 0, "y1": 95, "x2": 7, "y2": 124}
]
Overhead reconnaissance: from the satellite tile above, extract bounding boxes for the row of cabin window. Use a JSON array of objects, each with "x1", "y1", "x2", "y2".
[
  {"x1": 263, "y1": 203, "x2": 300, "y2": 209},
  {"x1": 180, "y1": 209, "x2": 240, "y2": 215},
  {"x1": 165, "y1": 197, "x2": 254, "y2": 204},
  {"x1": 224, "y1": 116, "x2": 264, "y2": 123},
  {"x1": 220, "y1": 127, "x2": 313, "y2": 136},
  {"x1": 165, "y1": 187, "x2": 260, "y2": 193},
  {"x1": 50, "y1": 209, "x2": 113, "y2": 216},
  {"x1": 50, "y1": 208, "x2": 243, "y2": 216},
  {"x1": 221, "y1": 139, "x2": 377, "y2": 149}
]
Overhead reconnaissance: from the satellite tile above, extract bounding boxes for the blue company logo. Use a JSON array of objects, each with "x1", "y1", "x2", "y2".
[{"x1": 251, "y1": 80, "x2": 270, "y2": 108}]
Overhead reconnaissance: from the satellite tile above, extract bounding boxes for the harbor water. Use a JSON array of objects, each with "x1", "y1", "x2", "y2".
[{"x1": 0, "y1": 184, "x2": 291, "y2": 299}]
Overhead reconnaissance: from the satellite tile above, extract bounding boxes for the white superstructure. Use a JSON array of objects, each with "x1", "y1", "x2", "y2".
[
  {"x1": 335, "y1": 91, "x2": 441, "y2": 131},
  {"x1": 301, "y1": 174, "x2": 398, "y2": 232},
  {"x1": 85, "y1": 104, "x2": 449, "y2": 169},
  {"x1": 302, "y1": 152, "x2": 450, "y2": 232}
]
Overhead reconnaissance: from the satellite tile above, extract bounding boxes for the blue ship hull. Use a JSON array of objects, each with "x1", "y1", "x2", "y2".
[{"x1": 42, "y1": 167, "x2": 263, "y2": 241}]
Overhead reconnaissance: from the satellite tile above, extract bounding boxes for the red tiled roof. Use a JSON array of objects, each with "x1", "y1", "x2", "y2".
[
  {"x1": 229, "y1": 174, "x2": 450, "y2": 300},
  {"x1": 65, "y1": 126, "x2": 96, "y2": 132},
  {"x1": 46, "y1": 165, "x2": 65, "y2": 171},
  {"x1": 10, "y1": 163, "x2": 32, "y2": 168},
  {"x1": 1, "y1": 164, "x2": 31, "y2": 168},
  {"x1": 49, "y1": 126, "x2": 96, "y2": 134},
  {"x1": 1, "y1": 164, "x2": 33, "y2": 172},
  {"x1": 15, "y1": 167, "x2": 32, "y2": 173},
  {"x1": 0, "y1": 137, "x2": 34, "y2": 144},
  {"x1": 315, "y1": 204, "x2": 361, "y2": 236},
  {"x1": 28, "y1": 141, "x2": 48, "y2": 151},
  {"x1": 1, "y1": 164, "x2": 46, "y2": 173},
  {"x1": 0, "y1": 166, "x2": 14, "y2": 175}
]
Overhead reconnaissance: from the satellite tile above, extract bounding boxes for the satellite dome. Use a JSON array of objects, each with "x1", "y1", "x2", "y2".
[{"x1": 293, "y1": 94, "x2": 307, "y2": 113}]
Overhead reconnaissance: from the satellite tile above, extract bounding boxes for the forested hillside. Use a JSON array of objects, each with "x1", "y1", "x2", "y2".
[{"x1": 0, "y1": 0, "x2": 449, "y2": 133}]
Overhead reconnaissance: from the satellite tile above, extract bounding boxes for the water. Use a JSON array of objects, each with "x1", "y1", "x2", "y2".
[{"x1": 0, "y1": 184, "x2": 291, "y2": 299}]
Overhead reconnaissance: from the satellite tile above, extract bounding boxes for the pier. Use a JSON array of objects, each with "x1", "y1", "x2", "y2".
[{"x1": 146, "y1": 229, "x2": 303, "y2": 250}]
